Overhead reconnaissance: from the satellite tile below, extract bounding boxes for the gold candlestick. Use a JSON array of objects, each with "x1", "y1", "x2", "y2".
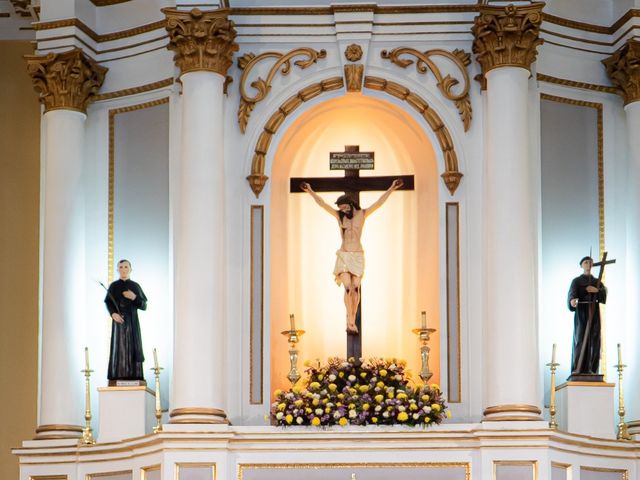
[
  {"x1": 150, "y1": 347, "x2": 163, "y2": 433},
  {"x1": 282, "y1": 315, "x2": 305, "y2": 384},
  {"x1": 412, "y1": 312, "x2": 436, "y2": 383},
  {"x1": 614, "y1": 343, "x2": 631, "y2": 440},
  {"x1": 80, "y1": 347, "x2": 95, "y2": 445},
  {"x1": 546, "y1": 343, "x2": 560, "y2": 430}
]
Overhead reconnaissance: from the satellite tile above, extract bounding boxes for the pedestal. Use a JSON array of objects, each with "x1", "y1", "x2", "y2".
[
  {"x1": 556, "y1": 381, "x2": 615, "y2": 438},
  {"x1": 98, "y1": 386, "x2": 156, "y2": 442}
]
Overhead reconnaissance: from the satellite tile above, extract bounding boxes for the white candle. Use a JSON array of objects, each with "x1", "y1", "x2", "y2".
[
  {"x1": 153, "y1": 348, "x2": 159, "y2": 370},
  {"x1": 289, "y1": 314, "x2": 296, "y2": 331},
  {"x1": 84, "y1": 347, "x2": 90, "y2": 370},
  {"x1": 552, "y1": 343, "x2": 556, "y2": 364},
  {"x1": 421, "y1": 311, "x2": 427, "y2": 330},
  {"x1": 618, "y1": 343, "x2": 622, "y2": 366}
]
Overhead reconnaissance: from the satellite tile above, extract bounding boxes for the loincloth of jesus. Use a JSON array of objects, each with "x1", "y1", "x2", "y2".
[{"x1": 333, "y1": 250, "x2": 365, "y2": 285}]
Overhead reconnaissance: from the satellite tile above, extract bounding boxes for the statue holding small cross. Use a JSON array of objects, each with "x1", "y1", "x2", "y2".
[{"x1": 291, "y1": 145, "x2": 414, "y2": 359}]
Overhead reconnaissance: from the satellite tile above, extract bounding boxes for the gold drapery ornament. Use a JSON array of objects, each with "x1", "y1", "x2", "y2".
[
  {"x1": 472, "y1": 3, "x2": 544, "y2": 76},
  {"x1": 344, "y1": 64, "x2": 364, "y2": 92},
  {"x1": 381, "y1": 47, "x2": 472, "y2": 131},
  {"x1": 603, "y1": 40, "x2": 640, "y2": 105},
  {"x1": 237, "y1": 48, "x2": 327, "y2": 133},
  {"x1": 163, "y1": 8, "x2": 238, "y2": 77},
  {"x1": 25, "y1": 48, "x2": 107, "y2": 114}
]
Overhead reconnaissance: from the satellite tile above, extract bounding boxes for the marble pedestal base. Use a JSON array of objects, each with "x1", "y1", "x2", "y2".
[
  {"x1": 556, "y1": 381, "x2": 615, "y2": 438},
  {"x1": 98, "y1": 386, "x2": 156, "y2": 442}
]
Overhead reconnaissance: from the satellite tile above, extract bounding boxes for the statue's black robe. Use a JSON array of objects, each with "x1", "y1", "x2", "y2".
[
  {"x1": 105, "y1": 279, "x2": 147, "y2": 381},
  {"x1": 567, "y1": 274, "x2": 606, "y2": 374}
]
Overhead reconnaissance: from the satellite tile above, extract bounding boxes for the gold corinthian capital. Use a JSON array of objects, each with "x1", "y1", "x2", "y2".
[
  {"x1": 25, "y1": 48, "x2": 107, "y2": 114},
  {"x1": 603, "y1": 40, "x2": 640, "y2": 105},
  {"x1": 472, "y1": 2, "x2": 544, "y2": 76},
  {"x1": 163, "y1": 7, "x2": 239, "y2": 77}
]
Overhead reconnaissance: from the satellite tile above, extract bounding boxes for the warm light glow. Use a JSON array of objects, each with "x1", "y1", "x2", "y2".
[{"x1": 270, "y1": 94, "x2": 440, "y2": 395}]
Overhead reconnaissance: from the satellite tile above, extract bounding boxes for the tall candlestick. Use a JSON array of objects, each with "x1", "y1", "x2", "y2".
[
  {"x1": 153, "y1": 348, "x2": 159, "y2": 370},
  {"x1": 84, "y1": 347, "x2": 90, "y2": 371},
  {"x1": 289, "y1": 314, "x2": 296, "y2": 331},
  {"x1": 421, "y1": 311, "x2": 427, "y2": 330},
  {"x1": 617, "y1": 343, "x2": 622, "y2": 366}
]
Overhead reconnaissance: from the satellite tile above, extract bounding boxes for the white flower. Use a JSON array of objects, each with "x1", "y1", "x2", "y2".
[
  {"x1": 329, "y1": 374, "x2": 336, "y2": 381},
  {"x1": 276, "y1": 412, "x2": 284, "y2": 420},
  {"x1": 398, "y1": 406, "x2": 406, "y2": 412},
  {"x1": 348, "y1": 375, "x2": 356, "y2": 382},
  {"x1": 375, "y1": 406, "x2": 382, "y2": 412},
  {"x1": 296, "y1": 416, "x2": 303, "y2": 424},
  {"x1": 389, "y1": 363, "x2": 397, "y2": 370},
  {"x1": 285, "y1": 393, "x2": 294, "y2": 400},
  {"x1": 334, "y1": 411, "x2": 342, "y2": 419},
  {"x1": 413, "y1": 413, "x2": 420, "y2": 420},
  {"x1": 383, "y1": 411, "x2": 390, "y2": 418},
  {"x1": 423, "y1": 406, "x2": 432, "y2": 413},
  {"x1": 395, "y1": 375, "x2": 402, "y2": 381},
  {"x1": 315, "y1": 408, "x2": 323, "y2": 415},
  {"x1": 349, "y1": 410, "x2": 357, "y2": 418}
]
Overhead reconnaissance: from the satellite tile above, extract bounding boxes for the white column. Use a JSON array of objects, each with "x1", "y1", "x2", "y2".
[
  {"x1": 483, "y1": 67, "x2": 541, "y2": 420},
  {"x1": 37, "y1": 109, "x2": 86, "y2": 438},
  {"x1": 170, "y1": 71, "x2": 227, "y2": 424}
]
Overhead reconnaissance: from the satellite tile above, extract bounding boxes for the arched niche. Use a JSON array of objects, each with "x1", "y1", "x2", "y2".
[{"x1": 269, "y1": 94, "x2": 441, "y2": 394}]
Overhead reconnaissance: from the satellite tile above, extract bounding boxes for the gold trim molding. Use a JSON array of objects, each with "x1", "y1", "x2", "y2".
[
  {"x1": 33, "y1": 18, "x2": 165, "y2": 43},
  {"x1": 537, "y1": 73, "x2": 618, "y2": 95},
  {"x1": 163, "y1": 8, "x2": 238, "y2": 78},
  {"x1": 472, "y1": 3, "x2": 544, "y2": 76},
  {"x1": 169, "y1": 407, "x2": 228, "y2": 418},
  {"x1": 237, "y1": 47, "x2": 327, "y2": 133},
  {"x1": 365, "y1": 75, "x2": 463, "y2": 195},
  {"x1": 603, "y1": 40, "x2": 640, "y2": 105},
  {"x1": 94, "y1": 78, "x2": 173, "y2": 102},
  {"x1": 90, "y1": 0, "x2": 131, "y2": 5},
  {"x1": 381, "y1": 47, "x2": 472, "y2": 131},
  {"x1": 247, "y1": 76, "x2": 344, "y2": 197},
  {"x1": 483, "y1": 404, "x2": 543, "y2": 421},
  {"x1": 25, "y1": 47, "x2": 107, "y2": 113}
]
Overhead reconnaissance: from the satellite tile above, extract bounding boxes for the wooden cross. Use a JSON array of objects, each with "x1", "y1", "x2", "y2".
[{"x1": 290, "y1": 145, "x2": 414, "y2": 360}]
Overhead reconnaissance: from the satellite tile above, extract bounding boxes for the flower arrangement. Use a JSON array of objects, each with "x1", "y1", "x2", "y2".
[{"x1": 270, "y1": 357, "x2": 449, "y2": 427}]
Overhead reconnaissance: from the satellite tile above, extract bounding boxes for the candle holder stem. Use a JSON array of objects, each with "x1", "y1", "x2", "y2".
[
  {"x1": 281, "y1": 329, "x2": 305, "y2": 385},
  {"x1": 546, "y1": 344, "x2": 559, "y2": 430},
  {"x1": 614, "y1": 346, "x2": 631, "y2": 440},
  {"x1": 412, "y1": 327, "x2": 436, "y2": 383},
  {"x1": 80, "y1": 366, "x2": 95, "y2": 445}
]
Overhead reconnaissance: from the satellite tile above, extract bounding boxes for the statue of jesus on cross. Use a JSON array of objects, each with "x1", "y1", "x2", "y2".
[{"x1": 300, "y1": 178, "x2": 404, "y2": 335}]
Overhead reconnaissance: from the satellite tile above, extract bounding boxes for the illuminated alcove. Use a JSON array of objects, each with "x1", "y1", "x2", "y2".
[{"x1": 269, "y1": 93, "x2": 441, "y2": 395}]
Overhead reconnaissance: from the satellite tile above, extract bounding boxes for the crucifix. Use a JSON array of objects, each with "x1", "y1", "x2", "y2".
[{"x1": 290, "y1": 145, "x2": 414, "y2": 360}]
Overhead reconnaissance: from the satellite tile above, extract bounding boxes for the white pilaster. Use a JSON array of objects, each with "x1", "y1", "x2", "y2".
[
  {"x1": 483, "y1": 67, "x2": 540, "y2": 420},
  {"x1": 170, "y1": 71, "x2": 227, "y2": 424},
  {"x1": 37, "y1": 109, "x2": 86, "y2": 438}
]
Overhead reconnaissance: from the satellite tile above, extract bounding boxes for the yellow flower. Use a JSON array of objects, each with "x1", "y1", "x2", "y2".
[
  {"x1": 285, "y1": 414, "x2": 293, "y2": 424},
  {"x1": 410, "y1": 404, "x2": 418, "y2": 411},
  {"x1": 292, "y1": 386, "x2": 301, "y2": 394},
  {"x1": 447, "y1": 410, "x2": 452, "y2": 418},
  {"x1": 337, "y1": 393, "x2": 345, "y2": 400},
  {"x1": 277, "y1": 403, "x2": 286, "y2": 411},
  {"x1": 348, "y1": 403, "x2": 356, "y2": 409},
  {"x1": 312, "y1": 398, "x2": 320, "y2": 406},
  {"x1": 424, "y1": 417, "x2": 431, "y2": 423},
  {"x1": 294, "y1": 399, "x2": 303, "y2": 407},
  {"x1": 376, "y1": 381, "x2": 385, "y2": 389},
  {"x1": 371, "y1": 417, "x2": 378, "y2": 424},
  {"x1": 274, "y1": 389, "x2": 283, "y2": 396},
  {"x1": 396, "y1": 392, "x2": 407, "y2": 400},
  {"x1": 318, "y1": 374, "x2": 324, "y2": 381},
  {"x1": 397, "y1": 412, "x2": 409, "y2": 422},
  {"x1": 380, "y1": 369, "x2": 388, "y2": 377},
  {"x1": 336, "y1": 402, "x2": 342, "y2": 407},
  {"x1": 387, "y1": 391, "x2": 394, "y2": 399},
  {"x1": 322, "y1": 398, "x2": 328, "y2": 404},
  {"x1": 431, "y1": 404, "x2": 441, "y2": 412},
  {"x1": 363, "y1": 403, "x2": 370, "y2": 411},
  {"x1": 339, "y1": 417, "x2": 348, "y2": 426},
  {"x1": 374, "y1": 394, "x2": 384, "y2": 403},
  {"x1": 310, "y1": 382, "x2": 320, "y2": 390},
  {"x1": 325, "y1": 407, "x2": 332, "y2": 414},
  {"x1": 359, "y1": 385, "x2": 369, "y2": 393},
  {"x1": 430, "y1": 383, "x2": 440, "y2": 391},
  {"x1": 360, "y1": 372, "x2": 367, "y2": 378},
  {"x1": 339, "y1": 371, "x2": 344, "y2": 378},
  {"x1": 421, "y1": 394, "x2": 430, "y2": 402},
  {"x1": 328, "y1": 383, "x2": 337, "y2": 392},
  {"x1": 311, "y1": 417, "x2": 321, "y2": 426},
  {"x1": 305, "y1": 408, "x2": 312, "y2": 414}
]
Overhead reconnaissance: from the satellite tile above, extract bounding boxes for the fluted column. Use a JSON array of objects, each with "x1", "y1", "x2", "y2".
[
  {"x1": 604, "y1": 40, "x2": 640, "y2": 424},
  {"x1": 25, "y1": 48, "x2": 106, "y2": 438},
  {"x1": 472, "y1": 3, "x2": 544, "y2": 421},
  {"x1": 163, "y1": 8, "x2": 238, "y2": 424}
]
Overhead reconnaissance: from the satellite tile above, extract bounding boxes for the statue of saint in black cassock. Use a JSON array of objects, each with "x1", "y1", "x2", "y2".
[
  {"x1": 104, "y1": 259, "x2": 147, "y2": 384},
  {"x1": 567, "y1": 256, "x2": 607, "y2": 375}
]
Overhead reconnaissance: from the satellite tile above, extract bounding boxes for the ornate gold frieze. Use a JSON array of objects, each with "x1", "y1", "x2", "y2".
[
  {"x1": 381, "y1": 47, "x2": 472, "y2": 131},
  {"x1": 248, "y1": 77, "x2": 343, "y2": 198},
  {"x1": 344, "y1": 64, "x2": 364, "y2": 92},
  {"x1": 237, "y1": 47, "x2": 327, "y2": 133},
  {"x1": 472, "y1": 3, "x2": 544, "y2": 76},
  {"x1": 344, "y1": 43, "x2": 363, "y2": 62},
  {"x1": 603, "y1": 40, "x2": 640, "y2": 105},
  {"x1": 163, "y1": 8, "x2": 238, "y2": 77},
  {"x1": 364, "y1": 75, "x2": 463, "y2": 195},
  {"x1": 25, "y1": 48, "x2": 107, "y2": 113}
]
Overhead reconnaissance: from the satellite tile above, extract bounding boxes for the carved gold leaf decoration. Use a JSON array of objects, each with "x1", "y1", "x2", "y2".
[
  {"x1": 381, "y1": 47, "x2": 472, "y2": 131},
  {"x1": 237, "y1": 47, "x2": 327, "y2": 133},
  {"x1": 25, "y1": 48, "x2": 107, "y2": 113},
  {"x1": 603, "y1": 39, "x2": 640, "y2": 105}
]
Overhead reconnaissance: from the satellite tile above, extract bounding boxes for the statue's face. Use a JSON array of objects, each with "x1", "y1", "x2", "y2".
[
  {"x1": 581, "y1": 258, "x2": 592, "y2": 273},
  {"x1": 118, "y1": 261, "x2": 131, "y2": 280},
  {"x1": 338, "y1": 204, "x2": 351, "y2": 214}
]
